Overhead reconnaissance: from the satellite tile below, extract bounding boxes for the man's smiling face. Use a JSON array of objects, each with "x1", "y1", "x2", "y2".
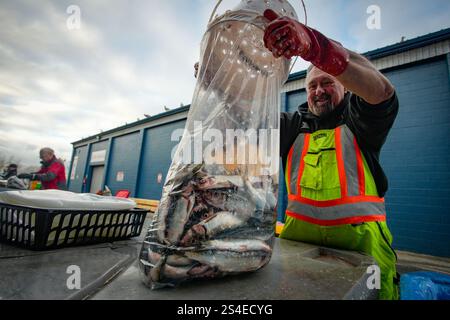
[{"x1": 306, "y1": 66, "x2": 345, "y2": 117}]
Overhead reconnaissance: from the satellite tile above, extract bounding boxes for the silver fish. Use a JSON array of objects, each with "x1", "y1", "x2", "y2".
[
  {"x1": 142, "y1": 247, "x2": 216, "y2": 282},
  {"x1": 153, "y1": 182, "x2": 196, "y2": 245},
  {"x1": 196, "y1": 175, "x2": 244, "y2": 190},
  {"x1": 145, "y1": 246, "x2": 194, "y2": 267},
  {"x1": 243, "y1": 179, "x2": 277, "y2": 212},
  {"x1": 149, "y1": 255, "x2": 166, "y2": 283},
  {"x1": 166, "y1": 254, "x2": 195, "y2": 267},
  {"x1": 161, "y1": 263, "x2": 215, "y2": 280},
  {"x1": 184, "y1": 239, "x2": 272, "y2": 273},
  {"x1": 202, "y1": 190, "x2": 254, "y2": 217},
  {"x1": 165, "y1": 187, "x2": 195, "y2": 245},
  {"x1": 152, "y1": 164, "x2": 203, "y2": 242},
  {"x1": 180, "y1": 211, "x2": 245, "y2": 246}
]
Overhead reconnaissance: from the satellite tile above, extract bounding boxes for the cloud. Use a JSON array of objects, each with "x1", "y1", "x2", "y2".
[
  {"x1": 0, "y1": 0, "x2": 449, "y2": 169},
  {"x1": 0, "y1": 0, "x2": 204, "y2": 168}
]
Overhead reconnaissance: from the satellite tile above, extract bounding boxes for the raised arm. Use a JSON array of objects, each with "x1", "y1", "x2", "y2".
[
  {"x1": 263, "y1": 9, "x2": 394, "y2": 105},
  {"x1": 337, "y1": 51, "x2": 394, "y2": 104}
]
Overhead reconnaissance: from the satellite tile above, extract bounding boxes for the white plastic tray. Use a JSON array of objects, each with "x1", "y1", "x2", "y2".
[{"x1": 0, "y1": 190, "x2": 136, "y2": 211}]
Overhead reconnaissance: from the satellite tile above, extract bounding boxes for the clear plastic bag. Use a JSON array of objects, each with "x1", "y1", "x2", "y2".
[{"x1": 139, "y1": 0, "x2": 298, "y2": 289}]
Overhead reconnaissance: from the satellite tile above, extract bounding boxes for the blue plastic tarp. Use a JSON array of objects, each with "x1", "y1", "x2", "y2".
[{"x1": 400, "y1": 271, "x2": 450, "y2": 300}]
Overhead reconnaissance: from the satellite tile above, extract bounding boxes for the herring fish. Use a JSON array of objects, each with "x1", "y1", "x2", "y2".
[
  {"x1": 184, "y1": 239, "x2": 272, "y2": 273},
  {"x1": 196, "y1": 175, "x2": 244, "y2": 190},
  {"x1": 180, "y1": 211, "x2": 245, "y2": 246}
]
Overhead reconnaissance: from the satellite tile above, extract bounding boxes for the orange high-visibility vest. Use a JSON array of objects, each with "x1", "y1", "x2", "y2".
[{"x1": 285, "y1": 125, "x2": 386, "y2": 226}]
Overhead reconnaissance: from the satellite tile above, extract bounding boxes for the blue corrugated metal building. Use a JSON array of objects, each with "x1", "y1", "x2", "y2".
[{"x1": 68, "y1": 29, "x2": 450, "y2": 258}]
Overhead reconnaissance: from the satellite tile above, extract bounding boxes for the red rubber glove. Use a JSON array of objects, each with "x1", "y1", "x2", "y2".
[{"x1": 263, "y1": 9, "x2": 349, "y2": 76}]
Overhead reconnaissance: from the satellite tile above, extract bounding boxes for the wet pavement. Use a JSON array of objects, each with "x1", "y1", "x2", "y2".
[{"x1": 0, "y1": 241, "x2": 139, "y2": 300}]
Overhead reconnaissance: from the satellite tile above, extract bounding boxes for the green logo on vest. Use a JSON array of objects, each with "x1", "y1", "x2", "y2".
[{"x1": 313, "y1": 133, "x2": 327, "y2": 141}]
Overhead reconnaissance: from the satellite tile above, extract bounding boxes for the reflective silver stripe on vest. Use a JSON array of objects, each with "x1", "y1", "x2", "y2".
[
  {"x1": 287, "y1": 199, "x2": 386, "y2": 221},
  {"x1": 340, "y1": 126, "x2": 360, "y2": 197},
  {"x1": 289, "y1": 133, "x2": 304, "y2": 195}
]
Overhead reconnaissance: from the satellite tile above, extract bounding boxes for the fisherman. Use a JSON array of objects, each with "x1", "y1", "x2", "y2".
[
  {"x1": 192, "y1": 8, "x2": 399, "y2": 299},
  {"x1": 18, "y1": 147, "x2": 67, "y2": 190},
  {"x1": 262, "y1": 9, "x2": 399, "y2": 299}
]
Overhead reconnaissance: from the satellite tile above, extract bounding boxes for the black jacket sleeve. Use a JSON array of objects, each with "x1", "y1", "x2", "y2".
[
  {"x1": 280, "y1": 111, "x2": 303, "y2": 169},
  {"x1": 346, "y1": 93, "x2": 399, "y2": 151},
  {"x1": 35, "y1": 171, "x2": 57, "y2": 182}
]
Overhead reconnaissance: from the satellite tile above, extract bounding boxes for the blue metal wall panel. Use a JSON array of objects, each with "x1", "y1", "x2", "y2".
[
  {"x1": 277, "y1": 163, "x2": 288, "y2": 222},
  {"x1": 286, "y1": 89, "x2": 307, "y2": 113},
  {"x1": 381, "y1": 58, "x2": 450, "y2": 257},
  {"x1": 137, "y1": 120, "x2": 187, "y2": 200},
  {"x1": 104, "y1": 132, "x2": 140, "y2": 196},
  {"x1": 68, "y1": 145, "x2": 88, "y2": 192},
  {"x1": 101, "y1": 138, "x2": 113, "y2": 191},
  {"x1": 88, "y1": 140, "x2": 108, "y2": 165},
  {"x1": 66, "y1": 148, "x2": 75, "y2": 191},
  {"x1": 90, "y1": 140, "x2": 108, "y2": 155}
]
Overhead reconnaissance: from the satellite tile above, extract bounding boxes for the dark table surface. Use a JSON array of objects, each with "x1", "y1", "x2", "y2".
[{"x1": 0, "y1": 215, "x2": 378, "y2": 300}]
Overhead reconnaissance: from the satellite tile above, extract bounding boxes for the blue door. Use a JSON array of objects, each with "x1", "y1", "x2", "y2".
[
  {"x1": 137, "y1": 120, "x2": 187, "y2": 200},
  {"x1": 68, "y1": 146, "x2": 88, "y2": 192},
  {"x1": 381, "y1": 58, "x2": 450, "y2": 257},
  {"x1": 105, "y1": 132, "x2": 141, "y2": 196}
]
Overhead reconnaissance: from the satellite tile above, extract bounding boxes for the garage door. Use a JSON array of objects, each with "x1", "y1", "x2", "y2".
[
  {"x1": 137, "y1": 120, "x2": 187, "y2": 200},
  {"x1": 381, "y1": 57, "x2": 450, "y2": 257},
  {"x1": 68, "y1": 146, "x2": 88, "y2": 193}
]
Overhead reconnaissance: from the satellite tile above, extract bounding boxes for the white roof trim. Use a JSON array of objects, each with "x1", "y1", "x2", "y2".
[{"x1": 73, "y1": 110, "x2": 189, "y2": 148}]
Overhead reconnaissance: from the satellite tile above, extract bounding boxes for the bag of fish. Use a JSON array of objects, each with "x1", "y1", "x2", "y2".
[{"x1": 139, "y1": 0, "x2": 298, "y2": 289}]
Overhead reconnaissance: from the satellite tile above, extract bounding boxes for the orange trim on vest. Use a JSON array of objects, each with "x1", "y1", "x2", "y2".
[
  {"x1": 286, "y1": 146, "x2": 293, "y2": 194},
  {"x1": 288, "y1": 194, "x2": 385, "y2": 207},
  {"x1": 354, "y1": 137, "x2": 366, "y2": 196},
  {"x1": 334, "y1": 126, "x2": 347, "y2": 198},
  {"x1": 286, "y1": 210, "x2": 386, "y2": 226},
  {"x1": 296, "y1": 134, "x2": 310, "y2": 195}
]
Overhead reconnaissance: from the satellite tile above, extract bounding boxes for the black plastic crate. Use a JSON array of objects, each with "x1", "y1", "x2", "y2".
[{"x1": 0, "y1": 202, "x2": 148, "y2": 250}]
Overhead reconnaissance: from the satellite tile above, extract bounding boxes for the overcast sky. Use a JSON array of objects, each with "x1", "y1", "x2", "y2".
[{"x1": 0, "y1": 0, "x2": 449, "y2": 168}]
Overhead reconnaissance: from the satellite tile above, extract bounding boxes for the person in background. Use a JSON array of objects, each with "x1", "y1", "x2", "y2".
[
  {"x1": 18, "y1": 148, "x2": 67, "y2": 190},
  {"x1": 1, "y1": 163, "x2": 18, "y2": 180}
]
